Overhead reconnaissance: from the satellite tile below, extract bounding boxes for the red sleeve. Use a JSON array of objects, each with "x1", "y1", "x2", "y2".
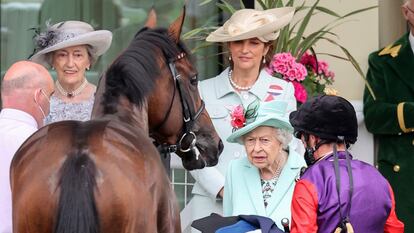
[
  {"x1": 384, "y1": 183, "x2": 404, "y2": 233},
  {"x1": 291, "y1": 179, "x2": 318, "y2": 233}
]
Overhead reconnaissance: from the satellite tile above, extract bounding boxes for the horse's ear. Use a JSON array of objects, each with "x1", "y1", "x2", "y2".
[
  {"x1": 144, "y1": 8, "x2": 157, "y2": 28},
  {"x1": 168, "y1": 6, "x2": 186, "y2": 43}
]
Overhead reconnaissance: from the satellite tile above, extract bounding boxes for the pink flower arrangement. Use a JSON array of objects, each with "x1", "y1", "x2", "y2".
[
  {"x1": 267, "y1": 52, "x2": 307, "y2": 82},
  {"x1": 230, "y1": 105, "x2": 246, "y2": 129},
  {"x1": 291, "y1": 81, "x2": 307, "y2": 104},
  {"x1": 300, "y1": 52, "x2": 335, "y2": 80},
  {"x1": 267, "y1": 51, "x2": 335, "y2": 104}
]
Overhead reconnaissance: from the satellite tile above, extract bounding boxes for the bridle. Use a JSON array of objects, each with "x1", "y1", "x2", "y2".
[{"x1": 152, "y1": 51, "x2": 205, "y2": 161}]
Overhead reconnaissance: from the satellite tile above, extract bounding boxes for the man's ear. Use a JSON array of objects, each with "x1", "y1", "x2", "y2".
[
  {"x1": 402, "y1": 5, "x2": 409, "y2": 20},
  {"x1": 33, "y1": 88, "x2": 41, "y2": 104},
  {"x1": 309, "y1": 134, "x2": 319, "y2": 147}
]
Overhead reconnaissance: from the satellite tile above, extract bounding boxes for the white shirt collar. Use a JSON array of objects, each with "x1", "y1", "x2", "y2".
[
  {"x1": 0, "y1": 108, "x2": 38, "y2": 128},
  {"x1": 409, "y1": 31, "x2": 414, "y2": 55}
]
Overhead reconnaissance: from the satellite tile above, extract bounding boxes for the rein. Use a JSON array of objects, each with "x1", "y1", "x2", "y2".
[{"x1": 152, "y1": 52, "x2": 205, "y2": 164}]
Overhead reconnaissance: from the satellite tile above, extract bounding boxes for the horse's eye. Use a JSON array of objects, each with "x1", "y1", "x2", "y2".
[{"x1": 190, "y1": 75, "x2": 198, "y2": 86}]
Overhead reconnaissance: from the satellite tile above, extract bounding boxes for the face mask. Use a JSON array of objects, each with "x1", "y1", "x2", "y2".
[
  {"x1": 34, "y1": 89, "x2": 50, "y2": 119},
  {"x1": 304, "y1": 146, "x2": 316, "y2": 166},
  {"x1": 37, "y1": 104, "x2": 47, "y2": 119}
]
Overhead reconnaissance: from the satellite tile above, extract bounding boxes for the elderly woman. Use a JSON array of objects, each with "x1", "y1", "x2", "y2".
[
  {"x1": 224, "y1": 100, "x2": 305, "y2": 230},
  {"x1": 30, "y1": 21, "x2": 112, "y2": 124},
  {"x1": 190, "y1": 7, "x2": 301, "y2": 227}
]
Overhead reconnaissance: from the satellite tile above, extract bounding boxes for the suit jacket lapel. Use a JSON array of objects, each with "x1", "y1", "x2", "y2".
[
  {"x1": 265, "y1": 154, "x2": 301, "y2": 214},
  {"x1": 243, "y1": 161, "x2": 267, "y2": 215},
  {"x1": 387, "y1": 34, "x2": 414, "y2": 93}
]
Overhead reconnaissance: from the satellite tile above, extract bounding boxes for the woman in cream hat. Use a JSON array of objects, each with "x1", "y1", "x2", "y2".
[
  {"x1": 30, "y1": 20, "x2": 112, "y2": 123},
  {"x1": 190, "y1": 7, "x2": 299, "y2": 231}
]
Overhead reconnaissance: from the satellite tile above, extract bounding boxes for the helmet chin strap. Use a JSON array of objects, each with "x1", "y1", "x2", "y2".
[{"x1": 303, "y1": 134, "x2": 328, "y2": 166}]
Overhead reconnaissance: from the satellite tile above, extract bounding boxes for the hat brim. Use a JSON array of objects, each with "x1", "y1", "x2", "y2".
[
  {"x1": 30, "y1": 30, "x2": 112, "y2": 68},
  {"x1": 227, "y1": 114, "x2": 293, "y2": 144},
  {"x1": 206, "y1": 7, "x2": 294, "y2": 42}
]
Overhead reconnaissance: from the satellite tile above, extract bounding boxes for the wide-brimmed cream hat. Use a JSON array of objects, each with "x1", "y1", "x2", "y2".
[
  {"x1": 206, "y1": 7, "x2": 295, "y2": 43},
  {"x1": 30, "y1": 21, "x2": 112, "y2": 68}
]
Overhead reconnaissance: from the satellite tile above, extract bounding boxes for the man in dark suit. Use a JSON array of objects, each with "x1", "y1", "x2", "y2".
[{"x1": 363, "y1": 1, "x2": 414, "y2": 232}]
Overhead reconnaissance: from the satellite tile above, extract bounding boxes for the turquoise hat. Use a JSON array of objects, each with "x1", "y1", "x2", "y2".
[{"x1": 227, "y1": 100, "x2": 293, "y2": 144}]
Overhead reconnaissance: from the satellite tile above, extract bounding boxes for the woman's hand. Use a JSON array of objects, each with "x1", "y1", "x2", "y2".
[{"x1": 217, "y1": 187, "x2": 224, "y2": 199}]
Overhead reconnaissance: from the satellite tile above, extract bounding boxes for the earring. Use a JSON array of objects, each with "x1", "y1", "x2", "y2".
[
  {"x1": 52, "y1": 67, "x2": 55, "y2": 70},
  {"x1": 262, "y1": 56, "x2": 266, "y2": 64},
  {"x1": 228, "y1": 56, "x2": 232, "y2": 61},
  {"x1": 86, "y1": 67, "x2": 90, "y2": 71}
]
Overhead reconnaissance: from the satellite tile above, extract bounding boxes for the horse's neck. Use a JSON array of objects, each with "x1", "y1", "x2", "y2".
[
  {"x1": 91, "y1": 74, "x2": 149, "y2": 132},
  {"x1": 99, "y1": 96, "x2": 150, "y2": 133}
]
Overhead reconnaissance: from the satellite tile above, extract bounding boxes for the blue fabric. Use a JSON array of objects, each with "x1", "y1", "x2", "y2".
[
  {"x1": 240, "y1": 215, "x2": 285, "y2": 233},
  {"x1": 216, "y1": 220, "x2": 256, "y2": 233}
]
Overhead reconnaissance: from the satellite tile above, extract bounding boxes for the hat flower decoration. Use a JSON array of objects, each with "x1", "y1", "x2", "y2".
[{"x1": 230, "y1": 100, "x2": 260, "y2": 132}]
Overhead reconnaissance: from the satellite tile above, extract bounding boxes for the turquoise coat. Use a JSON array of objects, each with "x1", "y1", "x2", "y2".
[
  {"x1": 191, "y1": 67, "x2": 297, "y2": 197},
  {"x1": 190, "y1": 67, "x2": 298, "y2": 219},
  {"x1": 363, "y1": 32, "x2": 414, "y2": 232},
  {"x1": 223, "y1": 152, "x2": 305, "y2": 230}
]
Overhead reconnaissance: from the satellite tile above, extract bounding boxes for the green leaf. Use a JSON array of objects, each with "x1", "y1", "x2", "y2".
[
  {"x1": 256, "y1": 0, "x2": 268, "y2": 10},
  {"x1": 342, "y1": 5, "x2": 377, "y2": 18},
  {"x1": 290, "y1": 0, "x2": 320, "y2": 56},
  {"x1": 315, "y1": 6, "x2": 341, "y2": 17},
  {"x1": 216, "y1": 1, "x2": 237, "y2": 14},
  {"x1": 239, "y1": 0, "x2": 245, "y2": 9},
  {"x1": 189, "y1": 42, "x2": 215, "y2": 54},
  {"x1": 285, "y1": 0, "x2": 295, "y2": 7},
  {"x1": 199, "y1": 0, "x2": 214, "y2": 6},
  {"x1": 245, "y1": 99, "x2": 260, "y2": 123},
  {"x1": 316, "y1": 51, "x2": 350, "y2": 61},
  {"x1": 323, "y1": 37, "x2": 377, "y2": 100}
]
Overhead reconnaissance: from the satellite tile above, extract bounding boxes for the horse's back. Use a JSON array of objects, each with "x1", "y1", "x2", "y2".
[{"x1": 11, "y1": 119, "x2": 180, "y2": 233}]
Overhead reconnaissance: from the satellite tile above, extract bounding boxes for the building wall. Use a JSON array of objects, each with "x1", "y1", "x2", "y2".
[{"x1": 301, "y1": 0, "x2": 406, "y2": 101}]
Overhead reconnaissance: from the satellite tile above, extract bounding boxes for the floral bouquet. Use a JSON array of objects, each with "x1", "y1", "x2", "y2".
[
  {"x1": 299, "y1": 52, "x2": 335, "y2": 97},
  {"x1": 266, "y1": 51, "x2": 335, "y2": 104},
  {"x1": 266, "y1": 52, "x2": 308, "y2": 103}
]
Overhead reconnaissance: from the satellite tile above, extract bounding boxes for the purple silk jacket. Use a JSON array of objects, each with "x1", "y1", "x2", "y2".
[{"x1": 294, "y1": 151, "x2": 396, "y2": 233}]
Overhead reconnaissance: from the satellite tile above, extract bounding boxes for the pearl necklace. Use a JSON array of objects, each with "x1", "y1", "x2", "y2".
[
  {"x1": 56, "y1": 79, "x2": 88, "y2": 98},
  {"x1": 228, "y1": 69, "x2": 253, "y2": 91}
]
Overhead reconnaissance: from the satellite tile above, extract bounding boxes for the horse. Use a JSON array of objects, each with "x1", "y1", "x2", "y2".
[{"x1": 10, "y1": 9, "x2": 223, "y2": 233}]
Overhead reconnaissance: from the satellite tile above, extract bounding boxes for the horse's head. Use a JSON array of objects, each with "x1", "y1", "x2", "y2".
[
  {"x1": 146, "y1": 9, "x2": 223, "y2": 170},
  {"x1": 95, "y1": 8, "x2": 222, "y2": 170}
]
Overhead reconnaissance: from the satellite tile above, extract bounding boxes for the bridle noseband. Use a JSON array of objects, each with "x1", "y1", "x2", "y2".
[{"x1": 153, "y1": 52, "x2": 205, "y2": 162}]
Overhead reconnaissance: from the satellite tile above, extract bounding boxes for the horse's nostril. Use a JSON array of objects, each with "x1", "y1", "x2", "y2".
[{"x1": 218, "y1": 139, "x2": 224, "y2": 155}]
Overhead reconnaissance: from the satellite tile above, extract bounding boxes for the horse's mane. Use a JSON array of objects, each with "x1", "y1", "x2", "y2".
[{"x1": 102, "y1": 27, "x2": 190, "y2": 114}]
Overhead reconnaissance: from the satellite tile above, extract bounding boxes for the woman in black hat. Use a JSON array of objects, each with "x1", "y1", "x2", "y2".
[{"x1": 289, "y1": 95, "x2": 404, "y2": 233}]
